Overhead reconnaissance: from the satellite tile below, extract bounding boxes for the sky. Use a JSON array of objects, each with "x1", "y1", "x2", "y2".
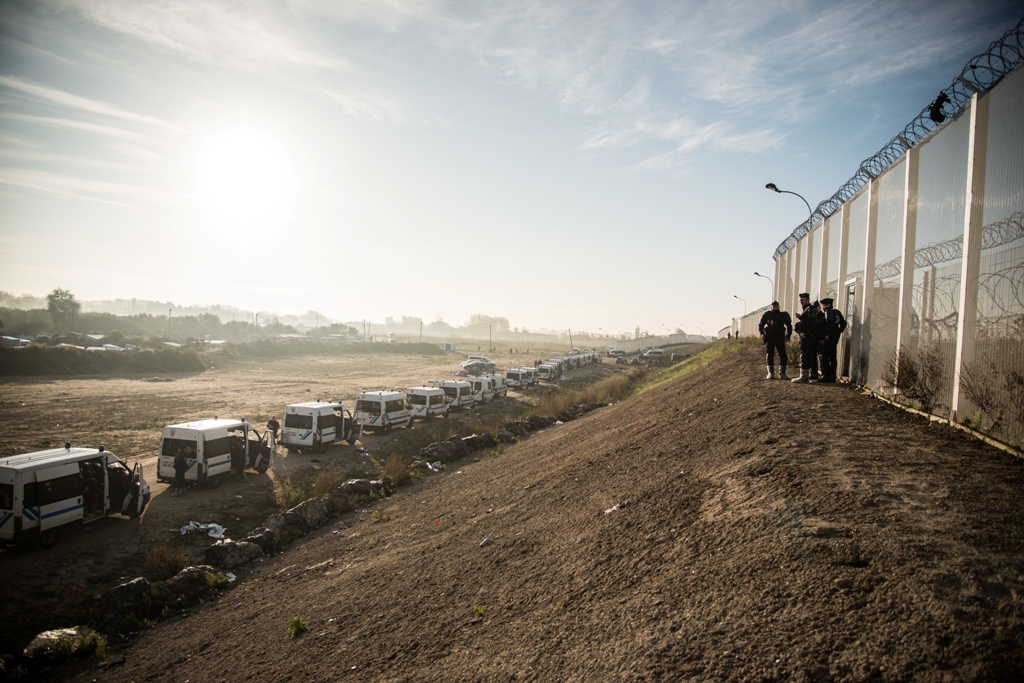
[{"x1": 0, "y1": 0, "x2": 1020, "y2": 338}]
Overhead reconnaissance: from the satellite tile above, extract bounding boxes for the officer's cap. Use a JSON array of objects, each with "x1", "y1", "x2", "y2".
[
  {"x1": 821, "y1": 297, "x2": 834, "y2": 305},
  {"x1": 799, "y1": 292, "x2": 810, "y2": 299},
  {"x1": 771, "y1": 300, "x2": 779, "y2": 306}
]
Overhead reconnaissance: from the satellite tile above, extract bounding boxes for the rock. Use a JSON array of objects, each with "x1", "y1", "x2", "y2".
[
  {"x1": 417, "y1": 439, "x2": 469, "y2": 462},
  {"x1": 265, "y1": 511, "x2": 310, "y2": 540},
  {"x1": 97, "y1": 577, "x2": 151, "y2": 633},
  {"x1": 322, "y1": 492, "x2": 354, "y2": 514},
  {"x1": 462, "y1": 433, "x2": 498, "y2": 450},
  {"x1": 204, "y1": 540, "x2": 264, "y2": 569},
  {"x1": 243, "y1": 527, "x2": 280, "y2": 554},
  {"x1": 501, "y1": 421, "x2": 529, "y2": 436},
  {"x1": 834, "y1": 577, "x2": 854, "y2": 589},
  {"x1": 288, "y1": 497, "x2": 328, "y2": 529},
  {"x1": 341, "y1": 479, "x2": 385, "y2": 495},
  {"x1": 23, "y1": 626, "x2": 96, "y2": 659},
  {"x1": 496, "y1": 430, "x2": 517, "y2": 443},
  {"x1": 152, "y1": 565, "x2": 217, "y2": 608}
]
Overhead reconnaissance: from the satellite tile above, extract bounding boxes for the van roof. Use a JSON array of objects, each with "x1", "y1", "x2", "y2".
[
  {"x1": 356, "y1": 390, "x2": 406, "y2": 398},
  {"x1": 1, "y1": 447, "x2": 111, "y2": 472},
  {"x1": 286, "y1": 402, "x2": 344, "y2": 411},
  {"x1": 163, "y1": 418, "x2": 247, "y2": 432},
  {"x1": 407, "y1": 386, "x2": 444, "y2": 394}
]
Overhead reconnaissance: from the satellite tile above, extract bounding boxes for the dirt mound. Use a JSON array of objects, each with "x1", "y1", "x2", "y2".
[{"x1": 78, "y1": 348, "x2": 1024, "y2": 682}]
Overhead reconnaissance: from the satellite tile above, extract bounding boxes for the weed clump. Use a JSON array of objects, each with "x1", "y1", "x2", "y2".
[
  {"x1": 287, "y1": 615, "x2": 308, "y2": 638},
  {"x1": 206, "y1": 572, "x2": 230, "y2": 590},
  {"x1": 142, "y1": 543, "x2": 188, "y2": 581},
  {"x1": 276, "y1": 480, "x2": 307, "y2": 511}
]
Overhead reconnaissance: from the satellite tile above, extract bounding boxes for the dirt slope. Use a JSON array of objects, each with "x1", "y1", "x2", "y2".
[{"x1": 76, "y1": 348, "x2": 1024, "y2": 682}]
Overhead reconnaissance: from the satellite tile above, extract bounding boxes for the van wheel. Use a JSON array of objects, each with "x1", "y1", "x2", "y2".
[
  {"x1": 206, "y1": 476, "x2": 222, "y2": 490},
  {"x1": 36, "y1": 529, "x2": 59, "y2": 550}
]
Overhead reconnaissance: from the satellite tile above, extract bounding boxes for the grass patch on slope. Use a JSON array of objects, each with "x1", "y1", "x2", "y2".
[{"x1": 635, "y1": 337, "x2": 761, "y2": 395}]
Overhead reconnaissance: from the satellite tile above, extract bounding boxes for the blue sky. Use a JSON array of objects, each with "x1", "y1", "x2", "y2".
[{"x1": 0, "y1": 0, "x2": 1020, "y2": 337}]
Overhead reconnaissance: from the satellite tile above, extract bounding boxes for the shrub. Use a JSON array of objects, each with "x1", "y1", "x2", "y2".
[
  {"x1": 276, "y1": 480, "x2": 307, "y2": 511},
  {"x1": 206, "y1": 572, "x2": 230, "y2": 590},
  {"x1": 142, "y1": 543, "x2": 188, "y2": 580},
  {"x1": 382, "y1": 454, "x2": 410, "y2": 486},
  {"x1": 48, "y1": 631, "x2": 107, "y2": 661},
  {"x1": 313, "y1": 465, "x2": 347, "y2": 496},
  {"x1": 287, "y1": 615, "x2": 308, "y2": 638}
]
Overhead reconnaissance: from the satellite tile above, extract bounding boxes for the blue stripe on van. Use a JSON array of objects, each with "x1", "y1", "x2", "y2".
[
  {"x1": 0, "y1": 513, "x2": 12, "y2": 529},
  {"x1": 301, "y1": 430, "x2": 312, "y2": 441},
  {"x1": 22, "y1": 507, "x2": 39, "y2": 521},
  {"x1": 41, "y1": 503, "x2": 83, "y2": 520}
]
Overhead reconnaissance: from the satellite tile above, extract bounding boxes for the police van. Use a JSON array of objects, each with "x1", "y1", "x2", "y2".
[
  {"x1": 522, "y1": 367, "x2": 539, "y2": 385},
  {"x1": 281, "y1": 401, "x2": 357, "y2": 453},
  {"x1": 406, "y1": 386, "x2": 449, "y2": 420},
  {"x1": 484, "y1": 374, "x2": 508, "y2": 397},
  {"x1": 469, "y1": 377, "x2": 496, "y2": 403},
  {"x1": 504, "y1": 368, "x2": 527, "y2": 388},
  {"x1": 537, "y1": 363, "x2": 559, "y2": 381},
  {"x1": 353, "y1": 391, "x2": 414, "y2": 433},
  {"x1": 430, "y1": 380, "x2": 475, "y2": 410},
  {"x1": 1, "y1": 445, "x2": 150, "y2": 548},
  {"x1": 157, "y1": 418, "x2": 271, "y2": 489}
]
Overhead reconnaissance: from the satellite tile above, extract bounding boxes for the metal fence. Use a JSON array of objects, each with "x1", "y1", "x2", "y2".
[
  {"x1": 753, "y1": 19, "x2": 1024, "y2": 449},
  {"x1": 615, "y1": 334, "x2": 709, "y2": 353}
]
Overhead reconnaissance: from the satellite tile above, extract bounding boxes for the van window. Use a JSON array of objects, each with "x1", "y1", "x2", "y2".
[
  {"x1": 0, "y1": 483, "x2": 12, "y2": 510},
  {"x1": 161, "y1": 438, "x2": 197, "y2": 458},
  {"x1": 409, "y1": 395, "x2": 428, "y2": 405},
  {"x1": 285, "y1": 414, "x2": 314, "y2": 429},
  {"x1": 442, "y1": 387, "x2": 458, "y2": 398},
  {"x1": 24, "y1": 474, "x2": 83, "y2": 507},
  {"x1": 319, "y1": 413, "x2": 336, "y2": 430},
  {"x1": 356, "y1": 400, "x2": 382, "y2": 415},
  {"x1": 205, "y1": 437, "x2": 232, "y2": 458},
  {"x1": 430, "y1": 394, "x2": 444, "y2": 405},
  {"x1": 385, "y1": 399, "x2": 405, "y2": 413}
]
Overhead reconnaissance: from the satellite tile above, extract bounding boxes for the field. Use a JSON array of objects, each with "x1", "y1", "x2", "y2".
[{"x1": 0, "y1": 346, "x2": 616, "y2": 652}]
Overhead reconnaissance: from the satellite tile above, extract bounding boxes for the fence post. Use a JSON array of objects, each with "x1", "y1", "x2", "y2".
[
  {"x1": 818, "y1": 219, "x2": 830, "y2": 302},
  {"x1": 837, "y1": 204, "x2": 851, "y2": 378},
  {"x1": 804, "y1": 231, "x2": 814, "y2": 300},
  {"x1": 852, "y1": 178, "x2": 880, "y2": 385},
  {"x1": 793, "y1": 237, "x2": 804, "y2": 310},
  {"x1": 895, "y1": 146, "x2": 920, "y2": 363},
  {"x1": 951, "y1": 93, "x2": 990, "y2": 423}
]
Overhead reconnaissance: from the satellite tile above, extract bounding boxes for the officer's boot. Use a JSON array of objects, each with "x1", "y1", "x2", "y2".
[
  {"x1": 791, "y1": 368, "x2": 809, "y2": 384},
  {"x1": 778, "y1": 366, "x2": 790, "y2": 380},
  {"x1": 765, "y1": 365, "x2": 775, "y2": 380}
]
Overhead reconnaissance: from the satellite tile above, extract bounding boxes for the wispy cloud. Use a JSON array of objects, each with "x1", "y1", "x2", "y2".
[
  {"x1": 0, "y1": 167, "x2": 173, "y2": 206},
  {"x1": 0, "y1": 75, "x2": 170, "y2": 128},
  {"x1": 0, "y1": 147, "x2": 156, "y2": 173},
  {"x1": 0, "y1": 112, "x2": 152, "y2": 143}
]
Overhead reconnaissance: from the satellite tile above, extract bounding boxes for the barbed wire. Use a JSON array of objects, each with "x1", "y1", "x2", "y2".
[{"x1": 774, "y1": 15, "x2": 1024, "y2": 259}]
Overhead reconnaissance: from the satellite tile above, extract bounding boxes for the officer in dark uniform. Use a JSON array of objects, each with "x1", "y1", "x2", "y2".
[
  {"x1": 809, "y1": 300, "x2": 822, "y2": 380},
  {"x1": 757, "y1": 301, "x2": 792, "y2": 379},
  {"x1": 817, "y1": 297, "x2": 847, "y2": 383},
  {"x1": 791, "y1": 293, "x2": 819, "y2": 384}
]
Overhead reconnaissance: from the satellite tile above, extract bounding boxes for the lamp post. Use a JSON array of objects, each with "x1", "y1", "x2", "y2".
[
  {"x1": 733, "y1": 295, "x2": 747, "y2": 316},
  {"x1": 754, "y1": 272, "x2": 774, "y2": 301},
  {"x1": 765, "y1": 182, "x2": 813, "y2": 221}
]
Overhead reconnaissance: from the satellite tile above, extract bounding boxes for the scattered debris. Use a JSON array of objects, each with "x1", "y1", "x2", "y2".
[
  {"x1": 181, "y1": 521, "x2": 227, "y2": 538},
  {"x1": 479, "y1": 538, "x2": 491, "y2": 547}
]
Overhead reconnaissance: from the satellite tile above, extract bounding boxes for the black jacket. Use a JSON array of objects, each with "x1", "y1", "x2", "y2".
[
  {"x1": 820, "y1": 308, "x2": 847, "y2": 341},
  {"x1": 794, "y1": 305, "x2": 820, "y2": 338},
  {"x1": 758, "y1": 309, "x2": 792, "y2": 340}
]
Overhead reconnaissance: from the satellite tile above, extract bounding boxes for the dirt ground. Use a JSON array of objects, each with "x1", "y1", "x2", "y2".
[
  {"x1": 0, "y1": 348, "x2": 593, "y2": 653},
  {"x1": 25, "y1": 345, "x2": 1016, "y2": 682}
]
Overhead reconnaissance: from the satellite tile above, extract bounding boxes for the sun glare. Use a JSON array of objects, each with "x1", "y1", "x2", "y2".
[{"x1": 193, "y1": 125, "x2": 297, "y2": 229}]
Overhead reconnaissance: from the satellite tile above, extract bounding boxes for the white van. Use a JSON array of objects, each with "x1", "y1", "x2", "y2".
[
  {"x1": 430, "y1": 380, "x2": 475, "y2": 410},
  {"x1": 485, "y1": 374, "x2": 508, "y2": 397},
  {"x1": 469, "y1": 377, "x2": 496, "y2": 403},
  {"x1": 522, "y1": 367, "x2": 539, "y2": 385},
  {"x1": 353, "y1": 391, "x2": 414, "y2": 433},
  {"x1": 406, "y1": 387, "x2": 449, "y2": 420},
  {"x1": 281, "y1": 401, "x2": 357, "y2": 453},
  {"x1": 537, "y1": 363, "x2": 559, "y2": 381},
  {"x1": 504, "y1": 368, "x2": 527, "y2": 388},
  {"x1": 1, "y1": 445, "x2": 150, "y2": 548},
  {"x1": 158, "y1": 418, "x2": 271, "y2": 488}
]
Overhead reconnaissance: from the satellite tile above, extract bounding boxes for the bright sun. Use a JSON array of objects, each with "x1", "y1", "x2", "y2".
[{"x1": 193, "y1": 125, "x2": 297, "y2": 229}]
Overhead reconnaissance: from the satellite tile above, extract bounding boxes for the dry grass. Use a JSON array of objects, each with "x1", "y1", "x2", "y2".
[
  {"x1": 142, "y1": 543, "x2": 188, "y2": 581},
  {"x1": 530, "y1": 367, "x2": 646, "y2": 417},
  {"x1": 382, "y1": 453, "x2": 411, "y2": 486},
  {"x1": 312, "y1": 465, "x2": 347, "y2": 496},
  {"x1": 276, "y1": 480, "x2": 307, "y2": 511}
]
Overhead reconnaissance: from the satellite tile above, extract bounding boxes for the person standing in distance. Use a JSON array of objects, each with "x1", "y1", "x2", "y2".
[
  {"x1": 172, "y1": 446, "x2": 188, "y2": 496},
  {"x1": 818, "y1": 297, "x2": 847, "y2": 383},
  {"x1": 758, "y1": 301, "x2": 792, "y2": 379},
  {"x1": 791, "y1": 293, "x2": 819, "y2": 384}
]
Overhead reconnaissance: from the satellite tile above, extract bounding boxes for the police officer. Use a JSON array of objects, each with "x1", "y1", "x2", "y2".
[
  {"x1": 817, "y1": 297, "x2": 847, "y2": 383},
  {"x1": 172, "y1": 447, "x2": 188, "y2": 496},
  {"x1": 758, "y1": 301, "x2": 792, "y2": 379},
  {"x1": 791, "y1": 293, "x2": 819, "y2": 384},
  {"x1": 809, "y1": 300, "x2": 822, "y2": 381}
]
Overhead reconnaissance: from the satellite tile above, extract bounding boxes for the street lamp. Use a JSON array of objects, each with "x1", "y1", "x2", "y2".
[
  {"x1": 733, "y1": 295, "x2": 746, "y2": 316},
  {"x1": 754, "y1": 271, "x2": 774, "y2": 301},
  {"x1": 765, "y1": 182, "x2": 813, "y2": 221}
]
